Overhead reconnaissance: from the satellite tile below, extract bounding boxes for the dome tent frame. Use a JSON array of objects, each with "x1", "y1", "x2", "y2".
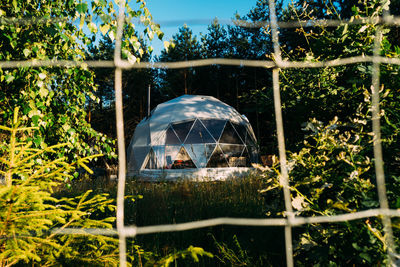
[{"x1": 127, "y1": 95, "x2": 259, "y2": 180}]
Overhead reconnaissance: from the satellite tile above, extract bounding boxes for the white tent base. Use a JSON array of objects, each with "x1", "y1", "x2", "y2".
[{"x1": 128, "y1": 167, "x2": 256, "y2": 181}]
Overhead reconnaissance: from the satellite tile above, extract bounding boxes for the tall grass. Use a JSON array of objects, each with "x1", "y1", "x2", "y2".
[{"x1": 65, "y1": 174, "x2": 286, "y2": 266}]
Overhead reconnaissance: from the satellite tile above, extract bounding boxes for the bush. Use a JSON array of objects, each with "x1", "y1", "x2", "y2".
[
  {"x1": 0, "y1": 108, "x2": 119, "y2": 266},
  {"x1": 261, "y1": 117, "x2": 397, "y2": 265}
]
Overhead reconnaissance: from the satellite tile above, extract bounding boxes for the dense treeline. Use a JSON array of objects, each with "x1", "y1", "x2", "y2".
[{"x1": 88, "y1": 0, "x2": 400, "y2": 154}]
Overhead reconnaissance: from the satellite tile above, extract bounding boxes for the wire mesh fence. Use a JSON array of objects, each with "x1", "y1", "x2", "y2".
[{"x1": 1, "y1": 0, "x2": 400, "y2": 266}]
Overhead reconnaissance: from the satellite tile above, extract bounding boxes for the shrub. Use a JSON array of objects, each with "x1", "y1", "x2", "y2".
[
  {"x1": 261, "y1": 117, "x2": 397, "y2": 265},
  {"x1": 0, "y1": 108, "x2": 119, "y2": 266}
]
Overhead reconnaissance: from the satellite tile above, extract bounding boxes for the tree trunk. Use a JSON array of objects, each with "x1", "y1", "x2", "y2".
[
  {"x1": 217, "y1": 67, "x2": 220, "y2": 99},
  {"x1": 87, "y1": 102, "x2": 92, "y2": 123},
  {"x1": 184, "y1": 70, "x2": 188, "y2": 94},
  {"x1": 140, "y1": 96, "x2": 143, "y2": 119},
  {"x1": 236, "y1": 75, "x2": 239, "y2": 110}
]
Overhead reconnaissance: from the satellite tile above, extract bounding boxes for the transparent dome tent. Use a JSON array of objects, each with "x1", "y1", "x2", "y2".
[{"x1": 127, "y1": 95, "x2": 259, "y2": 180}]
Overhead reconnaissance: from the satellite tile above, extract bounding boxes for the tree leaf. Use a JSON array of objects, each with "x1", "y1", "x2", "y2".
[
  {"x1": 99, "y1": 24, "x2": 110, "y2": 35},
  {"x1": 76, "y1": 3, "x2": 88, "y2": 14},
  {"x1": 39, "y1": 87, "x2": 49, "y2": 98},
  {"x1": 358, "y1": 25, "x2": 368, "y2": 33},
  {"x1": 38, "y1": 73, "x2": 46, "y2": 80},
  {"x1": 5, "y1": 74, "x2": 14, "y2": 83},
  {"x1": 88, "y1": 22, "x2": 98, "y2": 33},
  {"x1": 23, "y1": 48, "x2": 31, "y2": 57}
]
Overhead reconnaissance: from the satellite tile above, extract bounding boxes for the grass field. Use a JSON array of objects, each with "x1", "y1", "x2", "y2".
[{"x1": 66, "y1": 174, "x2": 287, "y2": 266}]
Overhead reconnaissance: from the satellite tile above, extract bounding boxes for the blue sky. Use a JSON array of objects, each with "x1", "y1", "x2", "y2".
[{"x1": 142, "y1": 0, "x2": 260, "y2": 56}]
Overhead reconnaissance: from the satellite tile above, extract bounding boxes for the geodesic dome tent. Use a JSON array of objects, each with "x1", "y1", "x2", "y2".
[{"x1": 127, "y1": 95, "x2": 259, "y2": 180}]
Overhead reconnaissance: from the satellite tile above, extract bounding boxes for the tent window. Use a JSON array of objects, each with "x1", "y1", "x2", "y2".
[
  {"x1": 205, "y1": 143, "x2": 216, "y2": 162},
  {"x1": 184, "y1": 119, "x2": 214, "y2": 144},
  {"x1": 232, "y1": 123, "x2": 247, "y2": 144},
  {"x1": 164, "y1": 145, "x2": 181, "y2": 169},
  {"x1": 246, "y1": 126, "x2": 257, "y2": 145},
  {"x1": 144, "y1": 148, "x2": 159, "y2": 169},
  {"x1": 206, "y1": 145, "x2": 229, "y2": 168},
  {"x1": 152, "y1": 146, "x2": 165, "y2": 169},
  {"x1": 171, "y1": 146, "x2": 196, "y2": 169},
  {"x1": 245, "y1": 129, "x2": 257, "y2": 147},
  {"x1": 165, "y1": 126, "x2": 181, "y2": 145},
  {"x1": 172, "y1": 120, "x2": 194, "y2": 143},
  {"x1": 184, "y1": 144, "x2": 207, "y2": 168},
  {"x1": 132, "y1": 146, "x2": 150, "y2": 170},
  {"x1": 220, "y1": 144, "x2": 245, "y2": 167},
  {"x1": 219, "y1": 121, "x2": 243, "y2": 144},
  {"x1": 200, "y1": 119, "x2": 226, "y2": 142}
]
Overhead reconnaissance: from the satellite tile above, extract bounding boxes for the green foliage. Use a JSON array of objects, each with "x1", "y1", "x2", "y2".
[
  {"x1": 211, "y1": 234, "x2": 253, "y2": 266},
  {"x1": 260, "y1": 116, "x2": 396, "y2": 265},
  {"x1": 0, "y1": 0, "x2": 162, "y2": 161},
  {"x1": 260, "y1": 1, "x2": 400, "y2": 256},
  {"x1": 291, "y1": 118, "x2": 375, "y2": 216},
  {"x1": 255, "y1": 3, "x2": 400, "y2": 257},
  {"x1": 86, "y1": 34, "x2": 155, "y2": 142},
  {"x1": 277, "y1": 0, "x2": 400, "y2": 149},
  {"x1": 144, "y1": 246, "x2": 213, "y2": 267},
  {"x1": 257, "y1": 0, "x2": 400, "y2": 265},
  {"x1": 0, "y1": 108, "x2": 119, "y2": 266}
]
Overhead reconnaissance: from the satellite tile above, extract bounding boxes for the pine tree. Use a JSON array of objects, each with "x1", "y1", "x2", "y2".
[{"x1": 157, "y1": 25, "x2": 201, "y2": 97}]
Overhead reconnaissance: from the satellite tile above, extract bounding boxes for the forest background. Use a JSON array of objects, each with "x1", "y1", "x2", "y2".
[{"x1": 88, "y1": 0, "x2": 400, "y2": 160}]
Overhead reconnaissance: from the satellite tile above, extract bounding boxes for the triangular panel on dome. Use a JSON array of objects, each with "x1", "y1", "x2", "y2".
[
  {"x1": 165, "y1": 145, "x2": 181, "y2": 169},
  {"x1": 219, "y1": 121, "x2": 243, "y2": 144},
  {"x1": 132, "y1": 120, "x2": 150, "y2": 146},
  {"x1": 152, "y1": 146, "x2": 165, "y2": 169},
  {"x1": 232, "y1": 123, "x2": 247, "y2": 144},
  {"x1": 246, "y1": 125, "x2": 257, "y2": 144},
  {"x1": 150, "y1": 126, "x2": 167, "y2": 147},
  {"x1": 245, "y1": 129, "x2": 257, "y2": 147},
  {"x1": 172, "y1": 120, "x2": 195, "y2": 143},
  {"x1": 165, "y1": 126, "x2": 182, "y2": 145},
  {"x1": 144, "y1": 148, "x2": 159, "y2": 169},
  {"x1": 132, "y1": 146, "x2": 151, "y2": 170},
  {"x1": 151, "y1": 131, "x2": 166, "y2": 146},
  {"x1": 220, "y1": 144, "x2": 245, "y2": 167},
  {"x1": 200, "y1": 119, "x2": 226, "y2": 142},
  {"x1": 184, "y1": 119, "x2": 215, "y2": 144},
  {"x1": 184, "y1": 144, "x2": 207, "y2": 168},
  {"x1": 206, "y1": 145, "x2": 229, "y2": 168},
  {"x1": 171, "y1": 146, "x2": 196, "y2": 169},
  {"x1": 205, "y1": 143, "x2": 217, "y2": 161}
]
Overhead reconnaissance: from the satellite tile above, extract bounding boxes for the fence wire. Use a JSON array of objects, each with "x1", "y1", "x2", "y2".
[{"x1": 2, "y1": 0, "x2": 400, "y2": 266}]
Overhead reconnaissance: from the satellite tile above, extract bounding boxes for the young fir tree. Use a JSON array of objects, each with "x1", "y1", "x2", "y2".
[{"x1": 0, "y1": 108, "x2": 118, "y2": 266}]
